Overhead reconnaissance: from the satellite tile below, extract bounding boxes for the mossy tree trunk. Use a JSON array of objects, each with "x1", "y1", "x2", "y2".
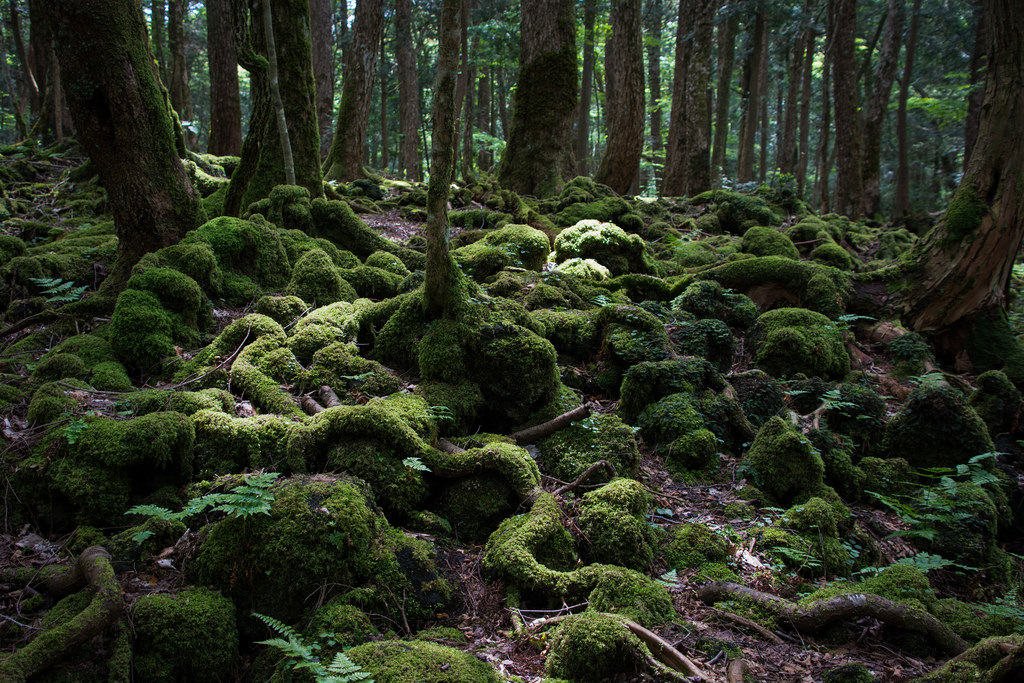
[
  {"x1": 206, "y1": 0, "x2": 242, "y2": 155},
  {"x1": 860, "y1": 0, "x2": 904, "y2": 217},
  {"x1": 50, "y1": 0, "x2": 205, "y2": 288},
  {"x1": 497, "y1": 0, "x2": 577, "y2": 198},
  {"x1": 424, "y1": 0, "x2": 462, "y2": 320},
  {"x1": 323, "y1": 0, "x2": 383, "y2": 182},
  {"x1": 310, "y1": 0, "x2": 334, "y2": 157},
  {"x1": 900, "y1": 0, "x2": 1024, "y2": 370},
  {"x1": 711, "y1": 11, "x2": 738, "y2": 186},
  {"x1": 661, "y1": 0, "x2": 715, "y2": 196},
  {"x1": 644, "y1": 0, "x2": 664, "y2": 187},
  {"x1": 594, "y1": 0, "x2": 644, "y2": 195}
]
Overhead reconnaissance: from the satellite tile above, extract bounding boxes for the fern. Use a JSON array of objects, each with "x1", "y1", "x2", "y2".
[
  {"x1": 28, "y1": 277, "x2": 88, "y2": 303},
  {"x1": 125, "y1": 472, "x2": 280, "y2": 526},
  {"x1": 253, "y1": 612, "x2": 373, "y2": 683}
]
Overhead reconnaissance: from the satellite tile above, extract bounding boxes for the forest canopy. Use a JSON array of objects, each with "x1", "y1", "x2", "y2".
[{"x1": 1, "y1": 0, "x2": 1023, "y2": 681}]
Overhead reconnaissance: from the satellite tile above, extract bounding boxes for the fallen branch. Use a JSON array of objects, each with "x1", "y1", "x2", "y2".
[
  {"x1": 705, "y1": 606, "x2": 783, "y2": 644},
  {"x1": 697, "y1": 581, "x2": 967, "y2": 656},
  {"x1": 0, "y1": 546, "x2": 124, "y2": 683},
  {"x1": 300, "y1": 395, "x2": 324, "y2": 415},
  {"x1": 319, "y1": 385, "x2": 341, "y2": 408},
  {"x1": 553, "y1": 460, "x2": 617, "y2": 495},
  {"x1": 509, "y1": 403, "x2": 591, "y2": 445}
]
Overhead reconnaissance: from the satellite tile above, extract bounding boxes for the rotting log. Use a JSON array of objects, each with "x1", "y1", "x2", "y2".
[
  {"x1": 0, "y1": 547, "x2": 124, "y2": 683},
  {"x1": 697, "y1": 581, "x2": 967, "y2": 656}
]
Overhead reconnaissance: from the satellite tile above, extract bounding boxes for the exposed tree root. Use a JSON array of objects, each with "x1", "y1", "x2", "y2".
[
  {"x1": 300, "y1": 395, "x2": 324, "y2": 415},
  {"x1": 553, "y1": 459, "x2": 617, "y2": 495},
  {"x1": 509, "y1": 403, "x2": 591, "y2": 445},
  {"x1": 319, "y1": 384, "x2": 341, "y2": 408},
  {"x1": 0, "y1": 547, "x2": 123, "y2": 683},
  {"x1": 705, "y1": 606, "x2": 784, "y2": 644},
  {"x1": 697, "y1": 581, "x2": 968, "y2": 656}
]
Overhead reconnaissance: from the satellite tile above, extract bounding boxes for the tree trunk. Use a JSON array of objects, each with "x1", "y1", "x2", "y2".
[
  {"x1": 206, "y1": 0, "x2": 242, "y2": 156},
  {"x1": 497, "y1": 0, "x2": 577, "y2": 198},
  {"x1": 151, "y1": 0, "x2": 167, "y2": 86},
  {"x1": 796, "y1": 14, "x2": 816, "y2": 197},
  {"x1": 861, "y1": 0, "x2": 904, "y2": 217},
  {"x1": 815, "y1": 31, "x2": 833, "y2": 213},
  {"x1": 396, "y1": 0, "x2": 421, "y2": 180},
  {"x1": 476, "y1": 69, "x2": 492, "y2": 171},
  {"x1": 7, "y1": 0, "x2": 36, "y2": 121},
  {"x1": 712, "y1": 12, "x2": 738, "y2": 185},
  {"x1": 901, "y1": 0, "x2": 1024, "y2": 372},
  {"x1": 831, "y1": 0, "x2": 863, "y2": 217},
  {"x1": 0, "y1": 18, "x2": 29, "y2": 139},
  {"x1": 575, "y1": 0, "x2": 596, "y2": 176},
  {"x1": 50, "y1": 0, "x2": 205, "y2": 289},
  {"x1": 736, "y1": 6, "x2": 766, "y2": 183},
  {"x1": 380, "y1": 36, "x2": 389, "y2": 171},
  {"x1": 777, "y1": 27, "x2": 806, "y2": 176},
  {"x1": 310, "y1": 0, "x2": 334, "y2": 157},
  {"x1": 893, "y1": 0, "x2": 921, "y2": 219},
  {"x1": 644, "y1": 0, "x2": 664, "y2": 189},
  {"x1": 461, "y1": 35, "x2": 478, "y2": 181},
  {"x1": 324, "y1": 0, "x2": 383, "y2": 181},
  {"x1": 662, "y1": 0, "x2": 715, "y2": 196},
  {"x1": 594, "y1": 0, "x2": 644, "y2": 194},
  {"x1": 27, "y1": 0, "x2": 55, "y2": 139},
  {"x1": 168, "y1": 0, "x2": 197, "y2": 150},
  {"x1": 964, "y1": 0, "x2": 985, "y2": 172},
  {"x1": 452, "y1": 0, "x2": 470, "y2": 177},
  {"x1": 263, "y1": 0, "x2": 296, "y2": 186},
  {"x1": 424, "y1": 0, "x2": 462, "y2": 320}
]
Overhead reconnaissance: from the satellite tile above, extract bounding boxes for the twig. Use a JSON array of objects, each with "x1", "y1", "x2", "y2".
[
  {"x1": 553, "y1": 460, "x2": 618, "y2": 496},
  {"x1": 509, "y1": 403, "x2": 591, "y2": 445},
  {"x1": 705, "y1": 606, "x2": 783, "y2": 644}
]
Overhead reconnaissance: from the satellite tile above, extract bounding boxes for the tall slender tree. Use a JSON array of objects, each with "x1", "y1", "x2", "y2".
[
  {"x1": 310, "y1": 0, "x2": 335, "y2": 156},
  {"x1": 893, "y1": 0, "x2": 921, "y2": 219},
  {"x1": 595, "y1": 0, "x2": 644, "y2": 194},
  {"x1": 711, "y1": 11, "x2": 738, "y2": 184},
  {"x1": 168, "y1": 0, "x2": 197, "y2": 150},
  {"x1": 207, "y1": 0, "x2": 242, "y2": 155},
  {"x1": 576, "y1": 0, "x2": 596, "y2": 176},
  {"x1": 831, "y1": 0, "x2": 863, "y2": 217},
  {"x1": 396, "y1": 0, "x2": 421, "y2": 180},
  {"x1": 860, "y1": 0, "x2": 904, "y2": 217},
  {"x1": 736, "y1": 5, "x2": 766, "y2": 183},
  {"x1": 644, "y1": 0, "x2": 665, "y2": 186}
]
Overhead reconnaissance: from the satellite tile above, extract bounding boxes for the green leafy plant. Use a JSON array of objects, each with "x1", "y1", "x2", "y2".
[
  {"x1": 126, "y1": 471, "x2": 280, "y2": 524},
  {"x1": 402, "y1": 456, "x2": 431, "y2": 472},
  {"x1": 253, "y1": 612, "x2": 373, "y2": 683},
  {"x1": 28, "y1": 277, "x2": 88, "y2": 303}
]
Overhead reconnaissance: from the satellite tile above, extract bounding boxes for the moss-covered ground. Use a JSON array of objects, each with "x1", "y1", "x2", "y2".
[{"x1": 1, "y1": 142, "x2": 1023, "y2": 682}]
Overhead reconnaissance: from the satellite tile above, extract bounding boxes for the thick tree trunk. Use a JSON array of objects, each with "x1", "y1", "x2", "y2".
[
  {"x1": 27, "y1": 0, "x2": 54, "y2": 138},
  {"x1": 263, "y1": 0, "x2": 296, "y2": 186},
  {"x1": 50, "y1": 0, "x2": 205, "y2": 288},
  {"x1": 424, "y1": 0, "x2": 462, "y2": 320},
  {"x1": 207, "y1": 0, "x2": 242, "y2": 156},
  {"x1": 777, "y1": 32, "x2": 805, "y2": 176},
  {"x1": 815, "y1": 37, "x2": 832, "y2": 212},
  {"x1": 831, "y1": 0, "x2": 863, "y2": 217},
  {"x1": 893, "y1": 0, "x2": 921, "y2": 219},
  {"x1": 861, "y1": 0, "x2": 904, "y2": 217},
  {"x1": 662, "y1": 0, "x2": 715, "y2": 196},
  {"x1": 576, "y1": 0, "x2": 596, "y2": 177},
  {"x1": 497, "y1": 0, "x2": 577, "y2": 198},
  {"x1": 324, "y1": 0, "x2": 383, "y2": 181},
  {"x1": 711, "y1": 12, "x2": 738, "y2": 185},
  {"x1": 396, "y1": 0, "x2": 421, "y2": 180},
  {"x1": 310, "y1": 0, "x2": 334, "y2": 157},
  {"x1": 644, "y1": 0, "x2": 664, "y2": 188},
  {"x1": 168, "y1": 0, "x2": 197, "y2": 150},
  {"x1": 901, "y1": 0, "x2": 1024, "y2": 370},
  {"x1": 736, "y1": 6, "x2": 766, "y2": 183},
  {"x1": 964, "y1": 0, "x2": 985, "y2": 172},
  {"x1": 594, "y1": 0, "x2": 644, "y2": 194}
]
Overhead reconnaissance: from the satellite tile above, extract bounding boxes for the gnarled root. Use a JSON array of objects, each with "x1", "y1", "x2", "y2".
[
  {"x1": 697, "y1": 581, "x2": 967, "y2": 656},
  {"x1": 0, "y1": 547, "x2": 123, "y2": 683}
]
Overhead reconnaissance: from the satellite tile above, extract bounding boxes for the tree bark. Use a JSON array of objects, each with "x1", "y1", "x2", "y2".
[
  {"x1": 815, "y1": 14, "x2": 833, "y2": 212},
  {"x1": 379, "y1": 35, "x2": 389, "y2": 171},
  {"x1": 497, "y1": 0, "x2": 577, "y2": 198},
  {"x1": 796, "y1": 14, "x2": 816, "y2": 197},
  {"x1": 168, "y1": 0, "x2": 197, "y2": 150},
  {"x1": 207, "y1": 0, "x2": 242, "y2": 155},
  {"x1": 594, "y1": 0, "x2": 644, "y2": 194},
  {"x1": 310, "y1": 0, "x2": 335, "y2": 158},
  {"x1": 262, "y1": 0, "x2": 296, "y2": 186},
  {"x1": 644, "y1": 0, "x2": 664, "y2": 188},
  {"x1": 777, "y1": 15, "x2": 808, "y2": 177},
  {"x1": 711, "y1": 12, "x2": 738, "y2": 185},
  {"x1": 900, "y1": 0, "x2": 1024, "y2": 368},
  {"x1": 893, "y1": 0, "x2": 921, "y2": 219},
  {"x1": 575, "y1": 0, "x2": 596, "y2": 177},
  {"x1": 476, "y1": 69, "x2": 492, "y2": 171},
  {"x1": 424, "y1": 0, "x2": 462, "y2": 320},
  {"x1": 661, "y1": 0, "x2": 715, "y2": 196},
  {"x1": 736, "y1": 6, "x2": 766, "y2": 183},
  {"x1": 0, "y1": 18, "x2": 29, "y2": 139},
  {"x1": 860, "y1": 0, "x2": 904, "y2": 217},
  {"x1": 831, "y1": 0, "x2": 863, "y2": 217},
  {"x1": 50, "y1": 0, "x2": 205, "y2": 289},
  {"x1": 151, "y1": 0, "x2": 167, "y2": 85},
  {"x1": 396, "y1": 0, "x2": 421, "y2": 180},
  {"x1": 964, "y1": 0, "x2": 985, "y2": 172},
  {"x1": 324, "y1": 0, "x2": 383, "y2": 181}
]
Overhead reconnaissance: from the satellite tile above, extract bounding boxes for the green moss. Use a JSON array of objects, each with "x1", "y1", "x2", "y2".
[
  {"x1": 551, "y1": 256, "x2": 611, "y2": 280},
  {"x1": 578, "y1": 479, "x2": 657, "y2": 570},
  {"x1": 126, "y1": 266, "x2": 209, "y2": 329},
  {"x1": 191, "y1": 475, "x2": 385, "y2": 623},
  {"x1": 729, "y1": 369, "x2": 785, "y2": 429},
  {"x1": 414, "y1": 380, "x2": 484, "y2": 435},
  {"x1": 822, "y1": 383, "x2": 887, "y2": 458},
  {"x1": 31, "y1": 352, "x2": 87, "y2": 382},
  {"x1": 192, "y1": 410, "x2": 298, "y2": 477},
  {"x1": 26, "y1": 381, "x2": 79, "y2": 427},
  {"x1": 742, "y1": 416, "x2": 826, "y2": 506},
  {"x1": 254, "y1": 294, "x2": 309, "y2": 326},
  {"x1": 618, "y1": 357, "x2": 724, "y2": 423},
  {"x1": 664, "y1": 522, "x2": 730, "y2": 570},
  {"x1": 183, "y1": 215, "x2": 291, "y2": 290},
  {"x1": 131, "y1": 587, "x2": 238, "y2": 682},
  {"x1": 538, "y1": 413, "x2": 640, "y2": 484},
  {"x1": 109, "y1": 515, "x2": 186, "y2": 566},
  {"x1": 545, "y1": 612, "x2": 646, "y2": 681},
  {"x1": 304, "y1": 600, "x2": 378, "y2": 650},
  {"x1": 348, "y1": 639, "x2": 501, "y2": 683},
  {"x1": 752, "y1": 307, "x2": 850, "y2": 380},
  {"x1": 670, "y1": 280, "x2": 758, "y2": 329},
  {"x1": 553, "y1": 220, "x2": 654, "y2": 275},
  {"x1": 689, "y1": 189, "x2": 781, "y2": 234},
  {"x1": 942, "y1": 184, "x2": 986, "y2": 246},
  {"x1": 859, "y1": 456, "x2": 913, "y2": 496},
  {"x1": 821, "y1": 663, "x2": 875, "y2": 683},
  {"x1": 888, "y1": 331, "x2": 932, "y2": 376},
  {"x1": 364, "y1": 250, "x2": 411, "y2": 276},
  {"x1": 438, "y1": 474, "x2": 516, "y2": 542},
  {"x1": 311, "y1": 198, "x2": 426, "y2": 271},
  {"x1": 303, "y1": 341, "x2": 401, "y2": 397},
  {"x1": 969, "y1": 370, "x2": 1023, "y2": 437},
  {"x1": 555, "y1": 196, "x2": 631, "y2": 227},
  {"x1": 700, "y1": 255, "x2": 852, "y2": 318},
  {"x1": 108, "y1": 289, "x2": 177, "y2": 374},
  {"x1": 883, "y1": 383, "x2": 994, "y2": 469},
  {"x1": 810, "y1": 242, "x2": 855, "y2": 270},
  {"x1": 532, "y1": 308, "x2": 600, "y2": 357},
  {"x1": 671, "y1": 318, "x2": 736, "y2": 372},
  {"x1": 285, "y1": 248, "x2": 357, "y2": 306},
  {"x1": 741, "y1": 226, "x2": 800, "y2": 260}
]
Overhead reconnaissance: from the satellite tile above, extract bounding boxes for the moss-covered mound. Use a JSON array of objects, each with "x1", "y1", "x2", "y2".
[
  {"x1": 882, "y1": 383, "x2": 994, "y2": 469},
  {"x1": 578, "y1": 478, "x2": 657, "y2": 571},
  {"x1": 348, "y1": 639, "x2": 501, "y2": 682},
  {"x1": 545, "y1": 612, "x2": 646, "y2": 681},
  {"x1": 553, "y1": 220, "x2": 655, "y2": 275},
  {"x1": 742, "y1": 416, "x2": 827, "y2": 506},
  {"x1": 537, "y1": 413, "x2": 640, "y2": 484},
  {"x1": 752, "y1": 307, "x2": 850, "y2": 380}
]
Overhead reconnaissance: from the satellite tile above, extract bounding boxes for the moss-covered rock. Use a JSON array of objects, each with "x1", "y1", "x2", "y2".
[
  {"x1": 192, "y1": 410, "x2": 299, "y2": 477},
  {"x1": 348, "y1": 639, "x2": 501, "y2": 683},
  {"x1": 453, "y1": 223, "x2": 550, "y2": 278},
  {"x1": 254, "y1": 294, "x2": 309, "y2": 326},
  {"x1": 741, "y1": 226, "x2": 800, "y2": 260},
  {"x1": 810, "y1": 241, "x2": 855, "y2": 270},
  {"x1": 883, "y1": 383, "x2": 994, "y2": 469},
  {"x1": 109, "y1": 288, "x2": 186, "y2": 374},
  {"x1": 553, "y1": 220, "x2": 654, "y2": 275},
  {"x1": 699, "y1": 255, "x2": 851, "y2": 318},
  {"x1": 729, "y1": 369, "x2": 785, "y2": 429},
  {"x1": 752, "y1": 307, "x2": 850, "y2": 380},
  {"x1": 742, "y1": 416, "x2": 827, "y2": 506},
  {"x1": 285, "y1": 248, "x2": 357, "y2": 306},
  {"x1": 545, "y1": 612, "x2": 646, "y2": 681},
  {"x1": 126, "y1": 266, "x2": 209, "y2": 329},
  {"x1": 888, "y1": 330, "x2": 933, "y2": 377},
  {"x1": 538, "y1": 413, "x2": 640, "y2": 484},
  {"x1": 303, "y1": 341, "x2": 402, "y2": 398},
  {"x1": 618, "y1": 357, "x2": 724, "y2": 423},
  {"x1": 670, "y1": 279, "x2": 759, "y2": 330},
  {"x1": 664, "y1": 522, "x2": 730, "y2": 570},
  {"x1": 131, "y1": 587, "x2": 238, "y2": 682},
  {"x1": 551, "y1": 256, "x2": 611, "y2": 281},
  {"x1": 182, "y1": 214, "x2": 291, "y2": 292},
  {"x1": 26, "y1": 381, "x2": 79, "y2": 427},
  {"x1": 689, "y1": 189, "x2": 781, "y2": 234},
  {"x1": 578, "y1": 479, "x2": 657, "y2": 571},
  {"x1": 670, "y1": 317, "x2": 736, "y2": 372},
  {"x1": 969, "y1": 370, "x2": 1023, "y2": 438}
]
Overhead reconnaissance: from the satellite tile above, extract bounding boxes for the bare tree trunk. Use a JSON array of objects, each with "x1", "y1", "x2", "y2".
[
  {"x1": 0, "y1": 18, "x2": 28, "y2": 139},
  {"x1": 777, "y1": 29, "x2": 806, "y2": 175},
  {"x1": 476, "y1": 69, "x2": 492, "y2": 170},
  {"x1": 207, "y1": 0, "x2": 242, "y2": 155},
  {"x1": 796, "y1": 12, "x2": 816, "y2": 197},
  {"x1": 964, "y1": 0, "x2": 985, "y2": 172},
  {"x1": 576, "y1": 0, "x2": 596, "y2": 176},
  {"x1": 831, "y1": 0, "x2": 863, "y2": 217},
  {"x1": 461, "y1": 33, "x2": 478, "y2": 181},
  {"x1": 169, "y1": 0, "x2": 197, "y2": 150},
  {"x1": 324, "y1": 0, "x2": 383, "y2": 181},
  {"x1": 497, "y1": 0, "x2": 577, "y2": 198},
  {"x1": 396, "y1": 0, "x2": 421, "y2": 180},
  {"x1": 662, "y1": 0, "x2": 715, "y2": 196},
  {"x1": 452, "y1": 0, "x2": 470, "y2": 177},
  {"x1": 759, "y1": 57, "x2": 768, "y2": 183},
  {"x1": 712, "y1": 12, "x2": 738, "y2": 185},
  {"x1": 151, "y1": 0, "x2": 167, "y2": 85},
  {"x1": 49, "y1": 43, "x2": 62, "y2": 141},
  {"x1": 7, "y1": 0, "x2": 36, "y2": 122},
  {"x1": 815, "y1": 29, "x2": 833, "y2": 213},
  {"x1": 310, "y1": 0, "x2": 335, "y2": 157},
  {"x1": 861, "y1": 0, "x2": 904, "y2": 217},
  {"x1": 736, "y1": 6, "x2": 766, "y2": 183},
  {"x1": 424, "y1": 0, "x2": 462, "y2": 320},
  {"x1": 380, "y1": 35, "x2": 389, "y2": 171},
  {"x1": 893, "y1": 0, "x2": 921, "y2": 219},
  {"x1": 644, "y1": 0, "x2": 664, "y2": 189},
  {"x1": 595, "y1": 0, "x2": 644, "y2": 194}
]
